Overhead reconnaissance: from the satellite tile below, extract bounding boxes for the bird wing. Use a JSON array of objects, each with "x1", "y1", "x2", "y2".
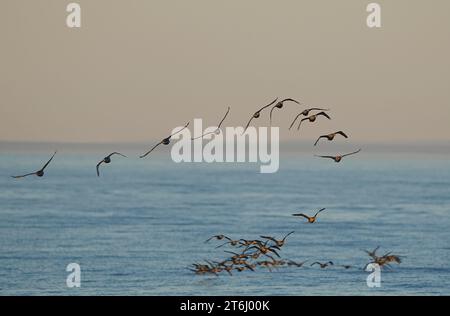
[
  {"x1": 314, "y1": 155, "x2": 336, "y2": 160},
  {"x1": 282, "y1": 231, "x2": 295, "y2": 241},
  {"x1": 40, "y1": 151, "x2": 57, "y2": 171},
  {"x1": 281, "y1": 98, "x2": 300, "y2": 105},
  {"x1": 242, "y1": 115, "x2": 255, "y2": 134},
  {"x1": 342, "y1": 148, "x2": 361, "y2": 157},
  {"x1": 260, "y1": 235, "x2": 277, "y2": 243},
  {"x1": 336, "y1": 131, "x2": 349, "y2": 138},
  {"x1": 268, "y1": 248, "x2": 281, "y2": 258},
  {"x1": 169, "y1": 122, "x2": 190, "y2": 138},
  {"x1": 297, "y1": 117, "x2": 309, "y2": 130},
  {"x1": 217, "y1": 106, "x2": 231, "y2": 128},
  {"x1": 314, "y1": 136, "x2": 325, "y2": 146},
  {"x1": 11, "y1": 172, "x2": 37, "y2": 179},
  {"x1": 269, "y1": 105, "x2": 277, "y2": 125},
  {"x1": 314, "y1": 208, "x2": 326, "y2": 217},
  {"x1": 317, "y1": 111, "x2": 331, "y2": 119},
  {"x1": 139, "y1": 141, "x2": 163, "y2": 158},
  {"x1": 96, "y1": 160, "x2": 103, "y2": 177},
  {"x1": 288, "y1": 113, "x2": 302, "y2": 130},
  {"x1": 191, "y1": 131, "x2": 215, "y2": 140},
  {"x1": 257, "y1": 97, "x2": 278, "y2": 112},
  {"x1": 109, "y1": 152, "x2": 127, "y2": 158},
  {"x1": 292, "y1": 213, "x2": 310, "y2": 220}
]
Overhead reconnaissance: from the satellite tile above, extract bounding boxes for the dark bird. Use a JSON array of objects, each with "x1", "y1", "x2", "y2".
[
  {"x1": 139, "y1": 122, "x2": 190, "y2": 158},
  {"x1": 216, "y1": 239, "x2": 241, "y2": 248},
  {"x1": 269, "y1": 98, "x2": 301, "y2": 125},
  {"x1": 311, "y1": 261, "x2": 334, "y2": 269},
  {"x1": 287, "y1": 260, "x2": 309, "y2": 267},
  {"x1": 238, "y1": 239, "x2": 263, "y2": 248},
  {"x1": 314, "y1": 131, "x2": 349, "y2": 146},
  {"x1": 96, "y1": 152, "x2": 127, "y2": 177},
  {"x1": 363, "y1": 246, "x2": 380, "y2": 260},
  {"x1": 205, "y1": 235, "x2": 232, "y2": 243},
  {"x1": 289, "y1": 108, "x2": 330, "y2": 130},
  {"x1": 295, "y1": 111, "x2": 331, "y2": 130},
  {"x1": 191, "y1": 107, "x2": 230, "y2": 140},
  {"x1": 246, "y1": 241, "x2": 281, "y2": 258},
  {"x1": 292, "y1": 208, "x2": 326, "y2": 223},
  {"x1": 260, "y1": 231, "x2": 294, "y2": 248},
  {"x1": 340, "y1": 265, "x2": 353, "y2": 269},
  {"x1": 11, "y1": 151, "x2": 57, "y2": 179},
  {"x1": 242, "y1": 98, "x2": 278, "y2": 134},
  {"x1": 315, "y1": 149, "x2": 361, "y2": 163}
]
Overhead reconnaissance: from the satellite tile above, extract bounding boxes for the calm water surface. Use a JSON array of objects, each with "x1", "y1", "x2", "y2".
[{"x1": 0, "y1": 152, "x2": 449, "y2": 295}]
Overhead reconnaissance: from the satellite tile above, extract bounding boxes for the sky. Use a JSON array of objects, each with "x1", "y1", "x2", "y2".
[{"x1": 1, "y1": 0, "x2": 449, "y2": 144}]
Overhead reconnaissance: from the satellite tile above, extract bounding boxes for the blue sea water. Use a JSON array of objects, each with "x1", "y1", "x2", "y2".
[{"x1": 0, "y1": 151, "x2": 449, "y2": 295}]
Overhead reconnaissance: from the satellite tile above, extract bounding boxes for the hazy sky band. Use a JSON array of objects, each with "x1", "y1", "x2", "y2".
[{"x1": 1, "y1": 0, "x2": 449, "y2": 143}]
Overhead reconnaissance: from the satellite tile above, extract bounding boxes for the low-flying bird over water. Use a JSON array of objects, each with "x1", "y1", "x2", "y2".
[
  {"x1": 295, "y1": 111, "x2": 331, "y2": 130},
  {"x1": 269, "y1": 98, "x2": 301, "y2": 125},
  {"x1": 315, "y1": 149, "x2": 361, "y2": 163},
  {"x1": 292, "y1": 208, "x2": 327, "y2": 223},
  {"x1": 11, "y1": 151, "x2": 57, "y2": 179},
  {"x1": 96, "y1": 152, "x2": 127, "y2": 177},
  {"x1": 191, "y1": 107, "x2": 230, "y2": 140},
  {"x1": 205, "y1": 235, "x2": 232, "y2": 243},
  {"x1": 311, "y1": 261, "x2": 334, "y2": 269},
  {"x1": 243, "y1": 98, "x2": 278, "y2": 134},
  {"x1": 260, "y1": 231, "x2": 294, "y2": 248},
  {"x1": 140, "y1": 122, "x2": 190, "y2": 158},
  {"x1": 314, "y1": 131, "x2": 349, "y2": 146},
  {"x1": 287, "y1": 260, "x2": 309, "y2": 267},
  {"x1": 363, "y1": 246, "x2": 380, "y2": 260},
  {"x1": 289, "y1": 108, "x2": 330, "y2": 130}
]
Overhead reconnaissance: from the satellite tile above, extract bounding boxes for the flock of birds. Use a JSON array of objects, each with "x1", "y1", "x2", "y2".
[
  {"x1": 184, "y1": 97, "x2": 401, "y2": 277},
  {"x1": 191, "y1": 229, "x2": 402, "y2": 276},
  {"x1": 10, "y1": 97, "x2": 362, "y2": 178},
  {"x1": 9, "y1": 97, "x2": 403, "y2": 280}
]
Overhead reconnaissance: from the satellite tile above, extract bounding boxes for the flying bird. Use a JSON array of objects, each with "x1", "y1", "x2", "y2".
[
  {"x1": 242, "y1": 98, "x2": 278, "y2": 134},
  {"x1": 191, "y1": 107, "x2": 230, "y2": 140},
  {"x1": 96, "y1": 152, "x2": 127, "y2": 177},
  {"x1": 139, "y1": 122, "x2": 190, "y2": 158},
  {"x1": 289, "y1": 108, "x2": 330, "y2": 130},
  {"x1": 311, "y1": 261, "x2": 334, "y2": 269},
  {"x1": 314, "y1": 131, "x2": 349, "y2": 146},
  {"x1": 205, "y1": 235, "x2": 232, "y2": 243},
  {"x1": 269, "y1": 98, "x2": 301, "y2": 125},
  {"x1": 363, "y1": 246, "x2": 380, "y2": 260},
  {"x1": 295, "y1": 111, "x2": 331, "y2": 130},
  {"x1": 315, "y1": 149, "x2": 361, "y2": 163},
  {"x1": 11, "y1": 151, "x2": 57, "y2": 179},
  {"x1": 286, "y1": 260, "x2": 309, "y2": 267},
  {"x1": 259, "y1": 231, "x2": 294, "y2": 248},
  {"x1": 292, "y1": 208, "x2": 327, "y2": 223}
]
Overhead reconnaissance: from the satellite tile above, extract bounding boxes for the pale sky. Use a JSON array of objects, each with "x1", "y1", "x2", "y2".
[{"x1": 1, "y1": 0, "x2": 449, "y2": 143}]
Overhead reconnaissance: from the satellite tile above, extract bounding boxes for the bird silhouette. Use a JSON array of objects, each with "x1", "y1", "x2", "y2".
[
  {"x1": 269, "y1": 98, "x2": 301, "y2": 125},
  {"x1": 192, "y1": 107, "x2": 230, "y2": 140},
  {"x1": 242, "y1": 98, "x2": 278, "y2": 134},
  {"x1": 315, "y1": 149, "x2": 361, "y2": 163},
  {"x1": 11, "y1": 151, "x2": 57, "y2": 179},
  {"x1": 289, "y1": 108, "x2": 330, "y2": 130},
  {"x1": 140, "y1": 122, "x2": 190, "y2": 158},
  {"x1": 292, "y1": 208, "x2": 327, "y2": 223},
  {"x1": 96, "y1": 152, "x2": 127, "y2": 177},
  {"x1": 314, "y1": 131, "x2": 348, "y2": 146}
]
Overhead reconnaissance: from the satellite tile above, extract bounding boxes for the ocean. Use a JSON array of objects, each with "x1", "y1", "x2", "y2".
[{"x1": 0, "y1": 150, "x2": 449, "y2": 295}]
